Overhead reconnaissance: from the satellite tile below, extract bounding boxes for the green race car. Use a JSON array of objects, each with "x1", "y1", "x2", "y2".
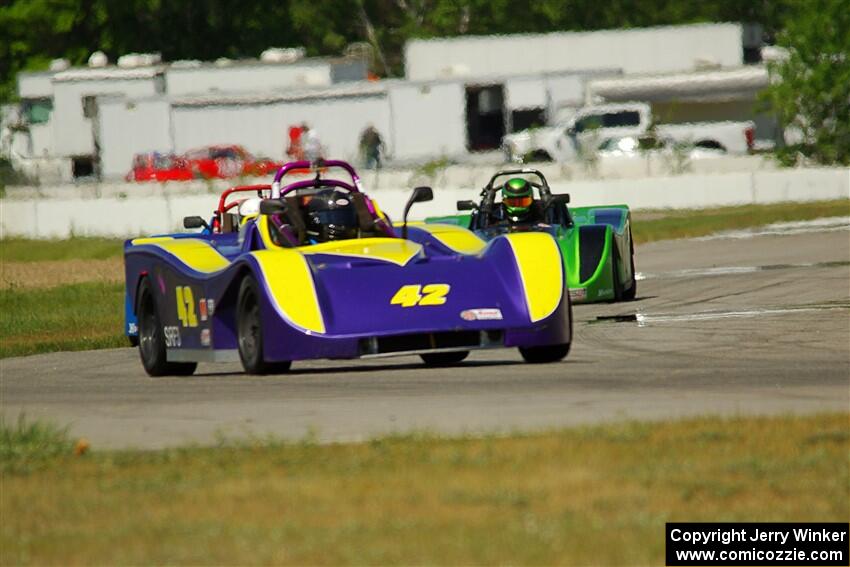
[{"x1": 426, "y1": 168, "x2": 637, "y2": 303}]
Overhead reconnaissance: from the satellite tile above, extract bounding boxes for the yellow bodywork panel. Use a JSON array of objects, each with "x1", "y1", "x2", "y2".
[
  {"x1": 409, "y1": 223, "x2": 487, "y2": 255},
  {"x1": 301, "y1": 238, "x2": 423, "y2": 266},
  {"x1": 250, "y1": 249, "x2": 326, "y2": 334},
  {"x1": 134, "y1": 238, "x2": 230, "y2": 274},
  {"x1": 505, "y1": 232, "x2": 564, "y2": 323},
  {"x1": 130, "y1": 236, "x2": 174, "y2": 245}
]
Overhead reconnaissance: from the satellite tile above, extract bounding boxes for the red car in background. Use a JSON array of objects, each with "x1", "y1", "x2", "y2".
[
  {"x1": 127, "y1": 145, "x2": 283, "y2": 182},
  {"x1": 184, "y1": 145, "x2": 283, "y2": 179},
  {"x1": 126, "y1": 153, "x2": 194, "y2": 182}
]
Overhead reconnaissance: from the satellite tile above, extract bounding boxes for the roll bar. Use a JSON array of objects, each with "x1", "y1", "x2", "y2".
[
  {"x1": 481, "y1": 168, "x2": 552, "y2": 199},
  {"x1": 271, "y1": 159, "x2": 364, "y2": 198},
  {"x1": 217, "y1": 184, "x2": 271, "y2": 215}
]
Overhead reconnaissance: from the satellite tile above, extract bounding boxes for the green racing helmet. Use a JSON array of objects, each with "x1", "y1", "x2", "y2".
[{"x1": 501, "y1": 177, "x2": 534, "y2": 220}]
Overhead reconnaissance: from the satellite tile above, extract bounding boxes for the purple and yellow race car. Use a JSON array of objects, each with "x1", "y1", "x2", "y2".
[{"x1": 124, "y1": 160, "x2": 572, "y2": 376}]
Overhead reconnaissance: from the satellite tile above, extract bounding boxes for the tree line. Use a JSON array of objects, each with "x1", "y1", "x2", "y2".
[{"x1": 0, "y1": 0, "x2": 798, "y2": 101}]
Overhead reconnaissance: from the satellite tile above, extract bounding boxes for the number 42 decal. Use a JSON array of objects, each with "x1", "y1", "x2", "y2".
[
  {"x1": 390, "y1": 284, "x2": 450, "y2": 307},
  {"x1": 175, "y1": 286, "x2": 198, "y2": 327}
]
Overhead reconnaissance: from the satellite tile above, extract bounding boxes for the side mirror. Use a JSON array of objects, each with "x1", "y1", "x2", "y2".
[
  {"x1": 548, "y1": 193, "x2": 570, "y2": 206},
  {"x1": 259, "y1": 199, "x2": 287, "y2": 216},
  {"x1": 457, "y1": 200, "x2": 478, "y2": 211},
  {"x1": 183, "y1": 216, "x2": 210, "y2": 231},
  {"x1": 402, "y1": 186, "x2": 433, "y2": 239}
]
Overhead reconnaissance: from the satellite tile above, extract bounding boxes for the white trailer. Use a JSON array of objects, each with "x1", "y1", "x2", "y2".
[{"x1": 405, "y1": 23, "x2": 746, "y2": 81}]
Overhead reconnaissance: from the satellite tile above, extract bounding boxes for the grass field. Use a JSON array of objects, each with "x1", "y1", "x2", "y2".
[
  {"x1": 631, "y1": 199, "x2": 850, "y2": 244},
  {"x1": 0, "y1": 199, "x2": 847, "y2": 358},
  {"x1": 1, "y1": 413, "x2": 847, "y2": 565},
  {"x1": 0, "y1": 236, "x2": 124, "y2": 263},
  {"x1": 0, "y1": 282, "x2": 126, "y2": 358}
]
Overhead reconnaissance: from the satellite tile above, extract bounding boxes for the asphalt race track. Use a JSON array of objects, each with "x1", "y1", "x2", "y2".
[{"x1": 3, "y1": 227, "x2": 849, "y2": 450}]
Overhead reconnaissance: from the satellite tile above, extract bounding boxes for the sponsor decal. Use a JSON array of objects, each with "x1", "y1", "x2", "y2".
[
  {"x1": 460, "y1": 308, "x2": 503, "y2": 321},
  {"x1": 128, "y1": 322, "x2": 138, "y2": 334},
  {"x1": 335, "y1": 198, "x2": 350, "y2": 206},
  {"x1": 163, "y1": 326, "x2": 181, "y2": 347},
  {"x1": 569, "y1": 288, "x2": 587, "y2": 301},
  {"x1": 207, "y1": 298, "x2": 215, "y2": 316},
  {"x1": 200, "y1": 328, "x2": 211, "y2": 347},
  {"x1": 199, "y1": 298, "x2": 208, "y2": 322}
]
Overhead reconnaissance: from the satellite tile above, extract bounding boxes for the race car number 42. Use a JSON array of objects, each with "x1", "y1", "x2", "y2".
[
  {"x1": 391, "y1": 284, "x2": 450, "y2": 307},
  {"x1": 175, "y1": 286, "x2": 198, "y2": 327}
]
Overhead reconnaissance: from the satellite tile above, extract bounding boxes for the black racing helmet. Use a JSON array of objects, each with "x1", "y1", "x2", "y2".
[{"x1": 304, "y1": 189, "x2": 358, "y2": 242}]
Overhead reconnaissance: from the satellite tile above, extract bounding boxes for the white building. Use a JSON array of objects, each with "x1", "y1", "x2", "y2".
[
  {"x1": 53, "y1": 67, "x2": 166, "y2": 176},
  {"x1": 9, "y1": 54, "x2": 368, "y2": 180},
  {"x1": 404, "y1": 23, "x2": 751, "y2": 81},
  {"x1": 7, "y1": 22, "x2": 773, "y2": 183},
  {"x1": 164, "y1": 57, "x2": 366, "y2": 96},
  {"x1": 94, "y1": 69, "x2": 606, "y2": 179}
]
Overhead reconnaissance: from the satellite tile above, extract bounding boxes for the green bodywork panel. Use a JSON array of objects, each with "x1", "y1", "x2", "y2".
[{"x1": 426, "y1": 204, "x2": 634, "y2": 303}]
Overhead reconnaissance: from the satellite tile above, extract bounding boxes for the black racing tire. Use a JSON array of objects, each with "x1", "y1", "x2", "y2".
[
  {"x1": 620, "y1": 228, "x2": 637, "y2": 301},
  {"x1": 611, "y1": 244, "x2": 625, "y2": 302},
  {"x1": 519, "y1": 343, "x2": 571, "y2": 364},
  {"x1": 420, "y1": 351, "x2": 469, "y2": 366},
  {"x1": 137, "y1": 278, "x2": 197, "y2": 377},
  {"x1": 237, "y1": 276, "x2": 291, "y2": 375}
]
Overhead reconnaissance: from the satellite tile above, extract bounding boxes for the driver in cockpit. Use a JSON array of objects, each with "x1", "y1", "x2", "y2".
[
  {"x1": 303, "y1": 188, "x2": 360, "y2": 243},
  {"x1": 498, "y1": 177, "x2": 544, "y2": 225}
]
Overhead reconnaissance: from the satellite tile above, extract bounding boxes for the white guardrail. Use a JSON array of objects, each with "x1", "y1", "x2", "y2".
[{"x1": 1, "y1": 167, "x2": 848, "y2": 239}]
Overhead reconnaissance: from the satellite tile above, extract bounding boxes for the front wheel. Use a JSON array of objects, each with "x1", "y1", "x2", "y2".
[
  {"x1": 519, "y1": 343, "x2": 570, "y2": 364},
  {"x1": 420, "y1": 351, "x2": 469, "y2": 366},
  {"x1": 237, "y1": 276, "x2": 291, "y2": 375},
  {"x1": 137, "y1": 278, "x2": 197, "y2": 377}
]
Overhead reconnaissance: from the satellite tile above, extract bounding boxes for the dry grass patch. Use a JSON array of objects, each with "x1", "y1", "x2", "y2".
[
  {"x1": 2, "y1": 413, "x2": 847, "y2": 565},
  {"x1": 1, "y1": 257, "x2": 123, "y2": 290}
]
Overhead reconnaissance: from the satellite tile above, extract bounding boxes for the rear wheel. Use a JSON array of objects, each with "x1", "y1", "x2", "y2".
[
  {"x1": 137, "y1": 278, "x2": 197, "y2": 377},
  {"x1": 611, "y1": 245, "x2": 624, "y2": 301},
  {"x1": 519, "y1": 343, "x2": 570, "y2": 364},
  {"x1": 621, "y1": 231, "x2": 637, "y2": 301},
  {"x1": 420, "y1": 351, "x2": 469, "y2": 366},
  {"x1": 237, "y1": 276, "x2": 291, "y2": 375}
]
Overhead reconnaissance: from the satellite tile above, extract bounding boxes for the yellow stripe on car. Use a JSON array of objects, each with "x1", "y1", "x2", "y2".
[
  {"x1": 505, "y1": 232, "x2": 564, "y2": 322},
  {"x1": 302, "y1": 237, "x2": 423, "y2": 266},
  {"x1": 410, "y1": 223, "x2": 487, "y2": 255},
  {"x1": 132, "y1": 238, "x2": 230, "y2": 273},
  {"x1": 257, "y1": 215, "x2": 277, "y2": 250},
  {"x1": 251, "y1": 249, "x2": 326, "y2": 334}
]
